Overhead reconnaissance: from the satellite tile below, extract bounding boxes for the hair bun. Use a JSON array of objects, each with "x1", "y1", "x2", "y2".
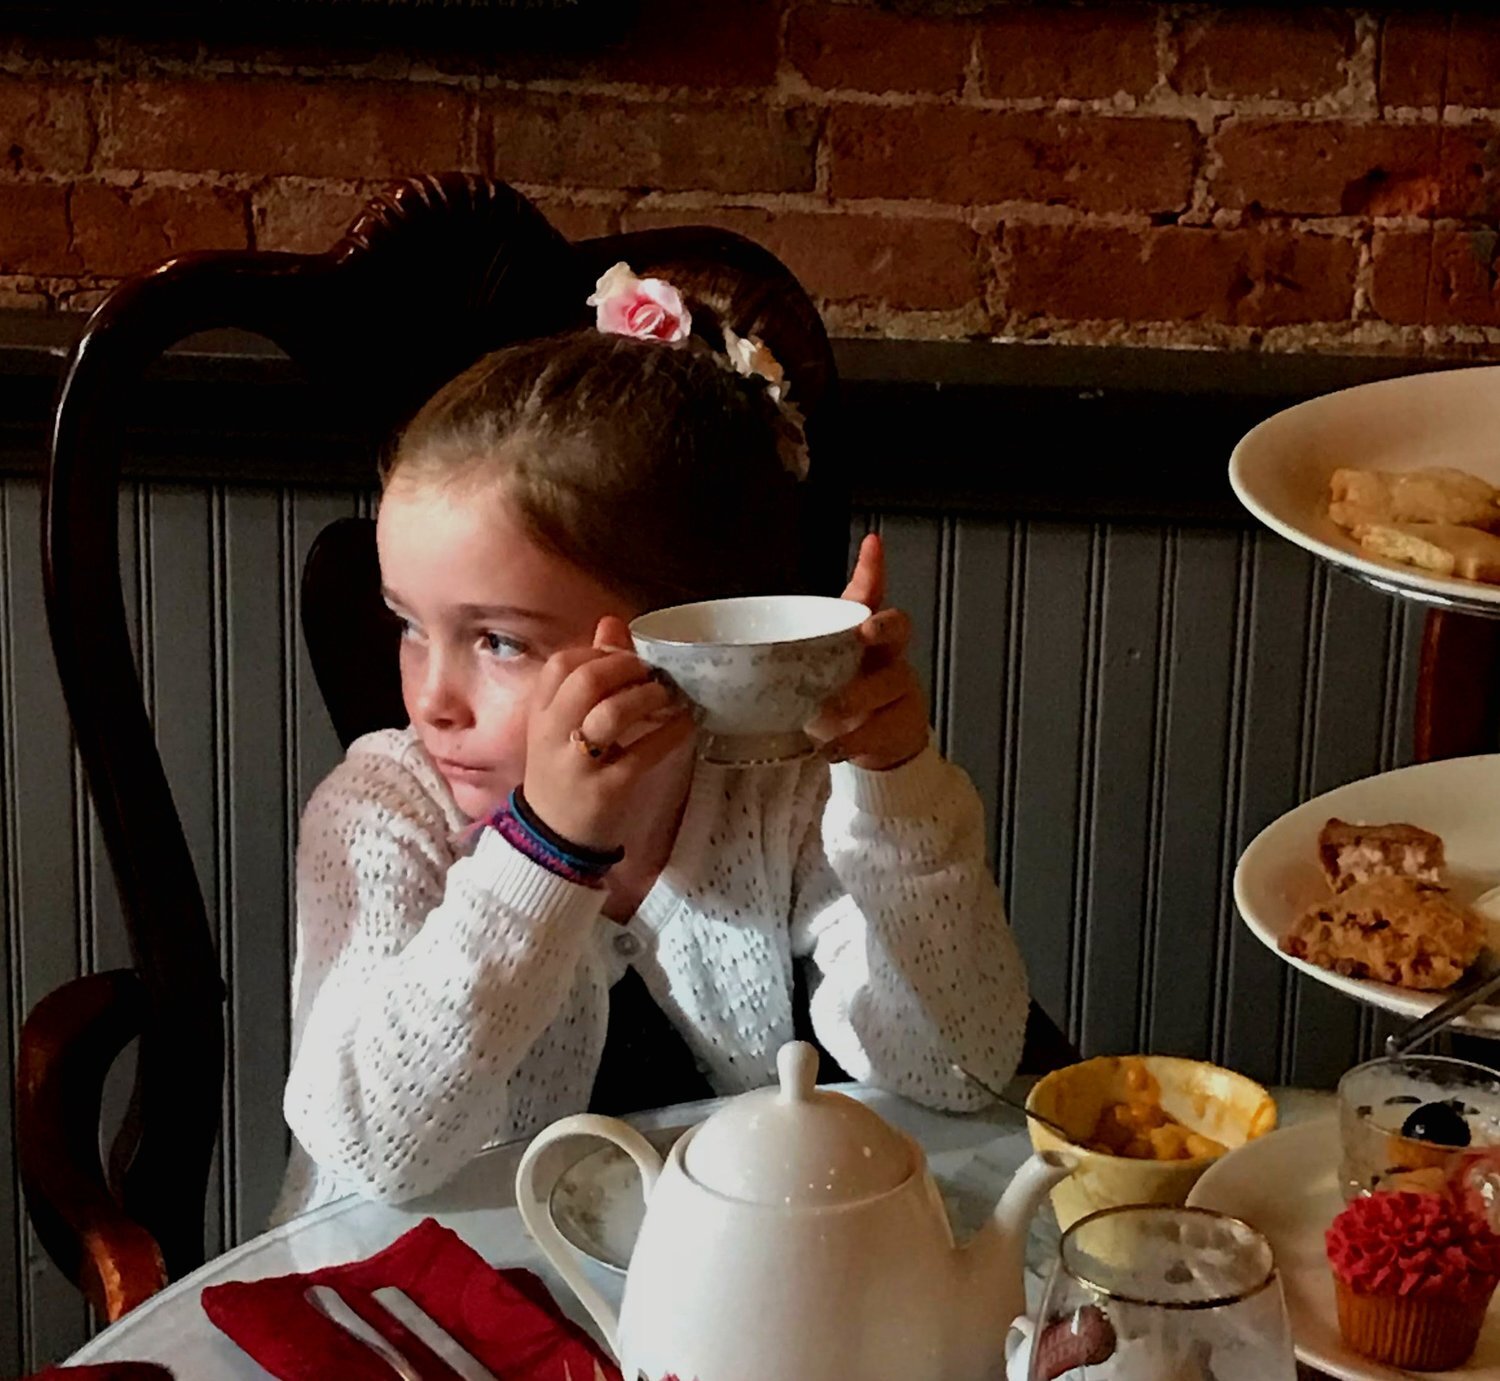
[{"x1": 572, "y1": 226, "x2": 834, "y2": 424}]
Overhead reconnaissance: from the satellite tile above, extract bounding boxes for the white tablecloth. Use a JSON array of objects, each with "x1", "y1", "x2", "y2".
[{"x1": 66, "y1": 1084, "x2": 1335, "y2": 1376}]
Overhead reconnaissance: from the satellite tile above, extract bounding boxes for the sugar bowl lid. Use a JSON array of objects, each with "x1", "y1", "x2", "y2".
[{"x1": 682, "y1": 1042, "x2": 914, "y2": 1206}]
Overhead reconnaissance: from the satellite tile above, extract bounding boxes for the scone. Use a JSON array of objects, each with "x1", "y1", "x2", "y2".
[
  {"x1": 1330, "y1": 466, "x2": 1500, "y2": 531},
  {"x1": 1318, "y1": 818, "x2": 1445, "y2": 892},
  {"x1": 1354, "y1": 522, "x2": 1500, "y2": 585},
  {"x1": 1280, "y1": 876, "x2": 1483, "y2": 991}
]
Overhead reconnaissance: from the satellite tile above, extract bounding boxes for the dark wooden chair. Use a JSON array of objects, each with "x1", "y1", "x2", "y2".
[
  {"x1": 300, "y1": 516, "x2": 405, "y2": 745},
  {"x1": 1414, "y1": 611, "x2": 1500, "y2": 762},
  {"x1": 17, "y1": 172, "x2": 1073, "y2": 1326},
  {"x1": 1411, "y1": 610, "x2": 1500, "y2": 1080},
  {"x1": 19, "y1": 174, "x2": 845, "y2": 1321}
]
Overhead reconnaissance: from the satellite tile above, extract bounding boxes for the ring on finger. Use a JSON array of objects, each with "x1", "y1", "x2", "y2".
[{"x1": 570, "y1": 728, "x2": 618, "y2": 764}]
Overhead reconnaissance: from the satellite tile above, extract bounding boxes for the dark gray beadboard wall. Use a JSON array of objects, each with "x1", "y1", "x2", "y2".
[
  {"x1": 0, "y1": 328, "x2": 1445, "y2": 1370},
  {"x1": 866, "y1": 511, "x2": 1418, "y2": 1086},
  {"x1": 1, "y1": 479, "x2": 372, "y2": 1369}
]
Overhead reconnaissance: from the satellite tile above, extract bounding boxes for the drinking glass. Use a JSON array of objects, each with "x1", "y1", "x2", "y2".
[
  {"x1": 1025, "y1": 1205, "x2": 1296, "y2": 1381},
  {"x1": 1337, "y1": 1054, "x2": 1500, "y2": 1207}
]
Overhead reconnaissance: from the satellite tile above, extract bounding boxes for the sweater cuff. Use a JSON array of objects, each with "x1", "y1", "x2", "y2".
[
  {"x1": 466, "y1": 827, "x2": 607, "y2": 930},
  {"x1": 828, "y1": 742, "x2": 950, "y2": 817}
]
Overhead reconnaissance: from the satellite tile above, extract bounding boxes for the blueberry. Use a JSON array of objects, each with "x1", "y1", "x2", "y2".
[{"x1": 1401, "y1": 1101, "x2": 1472, "y2": 1147}]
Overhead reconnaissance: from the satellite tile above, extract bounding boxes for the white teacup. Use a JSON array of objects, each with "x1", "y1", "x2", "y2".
[{"x1": 629, "y1": 594, "x2": 870, "y2": 765}]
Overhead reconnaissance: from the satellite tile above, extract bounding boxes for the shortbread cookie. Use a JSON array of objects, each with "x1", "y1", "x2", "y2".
[
  {"x1": 1318, "y1": 818, "x2": 1446, "y2": 893},
  {"x1": 1330, "y1": 467, "x2": 1500, "y2": 531},
  {"x1": 1280, "y1": 876, "x2": 1483, "y2": 991},
  {"x1": 1354, "y1": 522, "x2": 1500, "y2": 585}
]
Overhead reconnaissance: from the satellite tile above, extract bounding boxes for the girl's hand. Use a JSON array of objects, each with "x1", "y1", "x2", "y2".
[
  {"x1": 521, "y1": 616, "x2": 695, "y2": 851},
  {"x1": 808, "y1": 533, "x2": 929, "y2": 772}
]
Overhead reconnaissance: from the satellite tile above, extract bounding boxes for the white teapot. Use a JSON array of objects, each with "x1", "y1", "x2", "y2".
[{"x1": 516, "y1": 1042, "x2": 1073, "y2": 1381}]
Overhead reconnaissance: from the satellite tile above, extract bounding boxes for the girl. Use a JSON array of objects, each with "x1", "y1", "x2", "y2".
[{"x1": 274, "y1": 247, "x2": 1028, "y2": 1221}]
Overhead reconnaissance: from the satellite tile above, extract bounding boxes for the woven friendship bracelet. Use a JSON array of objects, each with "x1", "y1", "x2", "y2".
[
  {"x1": 509, "y1": 786, "x2": 626, "y2": 870},
  {"x1": 487, "y1": 808, "x2": 610, "y2": 889}
]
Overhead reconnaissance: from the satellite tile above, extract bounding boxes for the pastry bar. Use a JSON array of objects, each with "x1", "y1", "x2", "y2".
[{"x1": 1280, "y1": 876, "x2": 1482, "y2": 991}]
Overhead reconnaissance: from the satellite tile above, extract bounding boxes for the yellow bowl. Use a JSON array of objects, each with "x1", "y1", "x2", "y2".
[{"x1": 1027, "y1": 1055, "x2": 1278, "y2": 1231}]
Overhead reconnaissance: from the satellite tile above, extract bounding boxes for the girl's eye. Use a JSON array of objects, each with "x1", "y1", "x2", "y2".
[
  {"x1": 389, "y1": 610, "x2": 421, "y2": 641},
  {"x1": 481, "y1": 631, "x2": 527, "y2": 661}
]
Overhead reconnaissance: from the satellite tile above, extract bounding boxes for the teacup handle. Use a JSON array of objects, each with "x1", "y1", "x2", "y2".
[
  {"x1": 514, "y1": 1113, "x2": 664, "y2": 1361},
  {"x1": 1004, "y1": 1316, "x2": 1035, "y2": 1381}
]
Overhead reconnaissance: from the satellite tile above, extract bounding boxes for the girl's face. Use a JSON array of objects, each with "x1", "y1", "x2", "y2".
[{"x1": 376, "y1": 474, "x2": 636, "y2": 820}]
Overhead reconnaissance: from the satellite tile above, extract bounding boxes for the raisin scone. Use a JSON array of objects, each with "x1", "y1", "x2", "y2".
[
  {"x1": 1318, "y1": 818, "x2": 1446, "y2": 892},
  {"x1": 1280, "y1": 876, "x2": 1483, "y2": 991},
  {"x1": 1329, "y1": 467, "x2": 1500, "y2": 531}
]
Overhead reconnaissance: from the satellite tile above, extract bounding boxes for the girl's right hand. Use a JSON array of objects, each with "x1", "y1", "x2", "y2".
[{"x1": 521, "y1": 618, "x2": 696, "y2": 852}]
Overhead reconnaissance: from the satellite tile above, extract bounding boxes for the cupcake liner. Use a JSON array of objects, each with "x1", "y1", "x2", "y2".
[{"x1": 1335, "y1": 1278, "x2": 1493, "y2": 1372}]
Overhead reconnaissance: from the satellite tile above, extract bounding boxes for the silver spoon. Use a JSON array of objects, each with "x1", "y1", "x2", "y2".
[{"x1": 953, "y1": 1064, "x2": 1079, "y2": 1144}]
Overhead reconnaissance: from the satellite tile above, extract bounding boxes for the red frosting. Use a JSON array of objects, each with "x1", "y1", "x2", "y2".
[{"x1": 1327, "y1": 1191, "x2": 1500, "y2": 1303}]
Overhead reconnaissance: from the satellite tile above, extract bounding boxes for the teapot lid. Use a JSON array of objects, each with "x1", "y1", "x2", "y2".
[{"x1": 682, "y1": 1042, "x2": 914, "y2": 1206}]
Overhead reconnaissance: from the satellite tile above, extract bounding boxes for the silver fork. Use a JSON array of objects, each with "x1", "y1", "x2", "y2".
[{"x1": 306, "y1": 1284, "x2": 424, "y2": 1381}]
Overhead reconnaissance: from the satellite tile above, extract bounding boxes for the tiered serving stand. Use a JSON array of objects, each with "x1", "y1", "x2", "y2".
[{"x1": 1192, "y1": 365, "x2": 1500, "y2": 1380}]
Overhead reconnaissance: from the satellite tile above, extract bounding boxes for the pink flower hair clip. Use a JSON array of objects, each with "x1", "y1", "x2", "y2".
[
  {"x1": 587, "y1": 261, "x2": 811, "y2": 480},
  {"x1": 587, "y1": 262, "x2": 692, "y2": 343}
]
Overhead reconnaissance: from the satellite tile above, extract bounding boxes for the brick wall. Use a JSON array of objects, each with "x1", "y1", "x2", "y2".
[{"x1": 2, "y1": 2, "x2": 1499, "y2": 355}]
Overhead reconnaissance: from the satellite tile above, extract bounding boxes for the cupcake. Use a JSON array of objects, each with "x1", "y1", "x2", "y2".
[{"x1": 1326, "y1": 1190, "x2": 1500, "y2": 1371}]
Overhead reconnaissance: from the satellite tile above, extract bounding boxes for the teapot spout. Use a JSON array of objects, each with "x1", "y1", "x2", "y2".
[{"x1": 961, "y1": 1150, "x2": 1075, "y2": 1325}]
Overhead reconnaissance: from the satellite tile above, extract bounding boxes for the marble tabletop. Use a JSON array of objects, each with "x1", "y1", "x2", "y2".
[{"x1": 65, "y1": 1083, "x2": 1338, "y2": 1377}]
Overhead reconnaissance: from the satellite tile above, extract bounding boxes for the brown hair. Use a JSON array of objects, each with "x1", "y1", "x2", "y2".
[{"x1": 385, "y1": 243, "x2": 835, "y2": 613}]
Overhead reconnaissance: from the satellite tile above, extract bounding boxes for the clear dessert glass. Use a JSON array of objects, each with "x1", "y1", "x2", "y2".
[
  {"x1": 1337, "y1": 1054, "x2": 1500, "y2": 1206},
  {"x1": 1026, "y1": 1206, "x2": 1296, "y2": 1381}
]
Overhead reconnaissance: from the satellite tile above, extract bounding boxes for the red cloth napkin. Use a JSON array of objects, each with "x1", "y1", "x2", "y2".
[
  {"x1": 202, "y1": 1217, "x2": 622, "y2": 1381},
  {"x1": 28, "y1": 1369, "x2": 171, "y2": 1380}
]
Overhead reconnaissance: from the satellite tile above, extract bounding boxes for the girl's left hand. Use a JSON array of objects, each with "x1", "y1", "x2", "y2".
[{"x1": 807, "y1": 532, "x2": 929, "y2": 772}]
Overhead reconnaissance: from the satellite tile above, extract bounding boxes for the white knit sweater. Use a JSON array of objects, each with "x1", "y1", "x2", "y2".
[{"x1": 273, "y1": 726, "x2": 1028, "y2": 1223}]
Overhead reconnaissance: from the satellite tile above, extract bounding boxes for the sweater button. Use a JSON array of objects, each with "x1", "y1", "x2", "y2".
[{"x1": 613, "y1": 932, "x2": 643, "y2": 958}]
